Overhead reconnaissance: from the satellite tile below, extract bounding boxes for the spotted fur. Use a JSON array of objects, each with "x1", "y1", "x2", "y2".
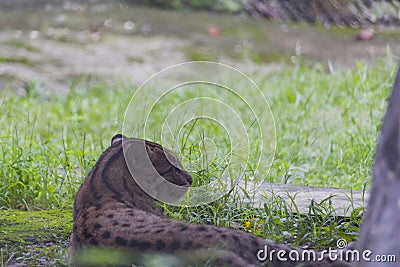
[{"x1": 68, "y1": 134, "x2": 349, "y2": 267}]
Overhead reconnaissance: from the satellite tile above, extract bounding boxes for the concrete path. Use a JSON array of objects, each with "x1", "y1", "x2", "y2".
[{"x1": 238, "y1": 182, "x2": 369, "y2": 217}]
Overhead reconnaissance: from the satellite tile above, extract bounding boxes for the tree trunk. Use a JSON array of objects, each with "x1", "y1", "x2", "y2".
[
  {"x1": 244, "y1": 0, "x2": 400, "y2": 27},
  {"x1": 356, "y1": 63, "x2": 400, "y2": 266}
]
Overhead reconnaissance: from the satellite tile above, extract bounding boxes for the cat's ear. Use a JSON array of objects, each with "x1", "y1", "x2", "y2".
[{"x1": 111, "y1": 134, "x2": 126, "y2": 145}]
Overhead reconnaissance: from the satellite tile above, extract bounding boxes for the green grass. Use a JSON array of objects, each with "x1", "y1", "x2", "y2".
[
  {"x1": 0, "y1": 80, "x2": 129, "y2": 210},
  {"x1": 0, "y1": 56, "x2": 35, "y2": 66},
  {"x1": 264, "y1": 59, "x2": 393, "y2": 189},
  {"x1": 0, "y1": 58, "x2": 396, "y2": 265}
]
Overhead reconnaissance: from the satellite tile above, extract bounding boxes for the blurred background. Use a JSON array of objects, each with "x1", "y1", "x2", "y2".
[{"x1": 1, "y1": 0, "x2": 399, "y2": 93}]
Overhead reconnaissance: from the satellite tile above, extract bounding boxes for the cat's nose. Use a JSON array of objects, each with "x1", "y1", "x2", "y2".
[{"x1": 186, "y1": 174, "x2": 193, "y2": 186}]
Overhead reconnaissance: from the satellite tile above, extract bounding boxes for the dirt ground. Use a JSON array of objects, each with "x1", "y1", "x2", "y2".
[{"x1": 1, "y1": 0, "x2": 399, "y2": 94}]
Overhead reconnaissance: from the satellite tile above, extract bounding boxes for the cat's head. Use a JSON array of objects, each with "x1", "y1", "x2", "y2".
[{"x1": 112, "y1": 134, "x2": 193, "y2": 203}]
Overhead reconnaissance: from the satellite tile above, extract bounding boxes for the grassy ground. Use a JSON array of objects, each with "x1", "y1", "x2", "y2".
[
  {"x1": 0, "y1": 57, "x2": 396, "y2": 265},
  {"x1": 0, "y1": 210, "x2": 71, "y2": 266}
]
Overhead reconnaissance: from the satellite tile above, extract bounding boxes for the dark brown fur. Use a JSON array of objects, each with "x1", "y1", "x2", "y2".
[{"x1": 69, "y1": 134, "x2": 349, "y2": 267}]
